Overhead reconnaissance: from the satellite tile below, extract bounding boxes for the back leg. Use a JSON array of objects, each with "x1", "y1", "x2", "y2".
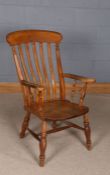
[
  {"x1": 20, "y1": 112, "x2": 31, "y2": 138},
  {"x1": 52, "y1": 121, "x2": 57, "y2": 129},
  {"x1": 83, "y1": 115, "x2": 92, "y2": 150}
]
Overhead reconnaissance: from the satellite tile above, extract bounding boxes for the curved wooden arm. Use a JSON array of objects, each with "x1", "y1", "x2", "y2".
[
  {"x1": 63, "y1": 73, "x2": 96, "y2": 83},
  {"x1": 20, "y1": 80, "x2": 44, "y2": 91}
]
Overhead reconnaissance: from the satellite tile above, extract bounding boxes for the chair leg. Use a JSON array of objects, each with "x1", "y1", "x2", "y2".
[
  {"x1": 52, "y1": 121, "x2": 57, "y2": 129},
  {"x1": 83, "y1": 115, "x2": 92, "y2": 150},
  {"x1": 20, "y1": 112, "x2": 31, "y2": 138},
  {"x1": 39, "y1": 120, "x2": 47, "y2": 167}
]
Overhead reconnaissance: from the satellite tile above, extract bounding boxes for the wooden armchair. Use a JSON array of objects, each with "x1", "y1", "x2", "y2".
[{"x1": 6, "y1": 30, "x2": 95, "y2": 167}]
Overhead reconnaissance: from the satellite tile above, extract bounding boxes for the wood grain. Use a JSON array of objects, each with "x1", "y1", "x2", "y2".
[{"x1": 6, "y1": 30, "x2": 62, "y2": 45}]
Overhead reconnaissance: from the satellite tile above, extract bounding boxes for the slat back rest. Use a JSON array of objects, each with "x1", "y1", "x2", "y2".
[{"x1": 6, "y1": 30, "x2": 65, "y2": 102}]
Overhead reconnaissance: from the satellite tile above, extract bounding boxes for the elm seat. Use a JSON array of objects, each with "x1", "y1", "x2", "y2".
[
  {"x1": 27, "y1": 100, "x2": 89, "y2": 121},
  {"x1": 6, "y1": 29, "x2": 95, "y2": 167}
]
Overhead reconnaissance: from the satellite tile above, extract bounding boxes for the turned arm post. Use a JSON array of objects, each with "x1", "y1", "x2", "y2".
[
  {"x1": 20, "y1": 80, "x2": 44, "y2": 107},
  {"x1": 79, "y1": 83, "x2": 88, "y2": 106}
]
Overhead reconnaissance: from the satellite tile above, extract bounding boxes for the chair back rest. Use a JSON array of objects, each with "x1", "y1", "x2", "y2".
[{"x1": 6, "y1": 30, "x2": 65, "y2": 100}]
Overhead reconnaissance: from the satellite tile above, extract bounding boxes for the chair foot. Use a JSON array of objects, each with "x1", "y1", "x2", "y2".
[
  {"x1": 86, "y1": 143, "x2": 92, "y2": 151},
  {"x1": 39, "y1": 120, "x2": 47, "y2": 167},
  {"x1": 83, "y1": 115, "x2": 92, "y2": 151},
  {"x1": 39, "y1": 155, "x2": 45, "y2": 167},
  {"x1": 20, "y1": 132, "x2": 25, "y2": 138},
  {"x1": 19, "y1": 112, "x2": 31, "y2": 138}
]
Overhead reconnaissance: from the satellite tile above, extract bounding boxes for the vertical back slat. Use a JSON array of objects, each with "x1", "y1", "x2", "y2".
[
  {"x1": 12, "y1": 47, "x2": 23, "y2": 80},
  {"x1": 47, "y1": 43, "x2": 57, "y2": 97},
  {"x1": 25, "y1": 43, "x2": 36, "y2": 83},
  {"x1": 32, "y1": 42, "x2": 43, "y2": 84},
  {"x1": 18, "y1": 45, "x2": 30, "y2": 81},
  {"x1": 56, "y1": 44, "x2": 65, "y2": 99},
  {"x1": 39, "y1": 43, "x2": 50, "y2": 98},
  {"x1": 12, "y1": 46, "x2": 31, "y2": 107}
]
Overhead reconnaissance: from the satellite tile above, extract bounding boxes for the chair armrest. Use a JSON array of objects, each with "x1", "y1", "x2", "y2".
[
  {"x1": 20, "y1": 80, "x2": 44, "y2": 91},
  {"x1": 63, "y1": 73, "x2": 96, "y2": 83}
]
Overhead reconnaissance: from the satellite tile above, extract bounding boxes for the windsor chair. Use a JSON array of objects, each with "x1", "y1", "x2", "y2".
[{"x1": 6, "y1": 30, "x2": 95, "y2": 167}]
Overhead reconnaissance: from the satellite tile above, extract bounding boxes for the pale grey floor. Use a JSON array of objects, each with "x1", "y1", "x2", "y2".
[{"x1": 0, "y1": 94, "x2": 110, "y2": 175}]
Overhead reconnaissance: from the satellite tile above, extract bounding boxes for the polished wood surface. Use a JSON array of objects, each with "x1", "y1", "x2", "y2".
[
  {"x1": 63, "y1": 73, "x2": 95, "y2": 83},
  {"x1": 6, "y1": 29, "x2": 95, "y2": 166},
  {"x1": 26, "y1": 100, "x2": 89, "y2": 121},
  {"x1": 6, "y1": 30, "x2": 62, "y2": 45}
]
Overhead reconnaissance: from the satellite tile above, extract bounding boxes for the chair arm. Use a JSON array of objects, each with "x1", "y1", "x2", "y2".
[
  {"x1": 63, "y1": 73, "x2": 96, "y2": 83},
  {"x1": 20, "y1": 80, "x2": 44, "y2": 91}
]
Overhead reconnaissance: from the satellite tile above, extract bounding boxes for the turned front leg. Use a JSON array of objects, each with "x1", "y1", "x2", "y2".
[
  {"x1": 83, "y1": 115, "x2": 92, "y2": 150},
  {"x1": 20, "y1": 112, "x2": 30, "y2": 138},
  {"x1": 39, "y1": 120, "x2": 47, "y2": 167}
]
